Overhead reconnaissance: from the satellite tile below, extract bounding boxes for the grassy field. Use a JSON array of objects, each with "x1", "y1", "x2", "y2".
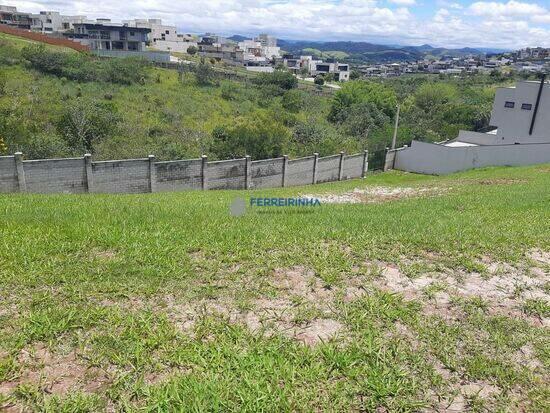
[{"x1": 0, "y1": 165, "x2": 549, "y2": 412}]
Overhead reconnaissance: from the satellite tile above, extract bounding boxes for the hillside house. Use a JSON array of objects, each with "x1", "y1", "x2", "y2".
[
  {"x1": 69, "y1": 22, "x2": 150, "y2": 51},
  {"x1": 391, "y1": 78, "x2": 550, "y2": 174},
  {"x1": 124, "y1": 18, "x2": 198, "y2": 53},
  {"x1": 0, "y1": 5, "x2": 32, "y2": 29}
]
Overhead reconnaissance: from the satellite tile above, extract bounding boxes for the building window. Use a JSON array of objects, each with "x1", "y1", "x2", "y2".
[
  {"x1": 504, "y1": 101, "x2": 515, "y2": 108},
  {"x1": 521, "y1": 103, "x2": 532, "y2": 110},
  {"x1": 130, "y1": 31, "x2": 135, "y2": 36}
]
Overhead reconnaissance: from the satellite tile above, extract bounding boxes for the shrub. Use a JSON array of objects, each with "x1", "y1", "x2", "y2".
[
  {"x1": 220, "y1": 81, "x2": 240, "y2": 100},
  {"x1": 210, "y1": 111, "x2": 290, "y2": 159},
  {"x1": 314, "y1": 76, "x2": 324, "y2": 86},
  {"x1": 281, "y1": 90, "x2": 305, "y2": 113},
  {"x1": 414, "y1": 82, "x2": 458, "y2": 112},
  {"x1": 57, "y1": 99, "x2": 120, "y2": 153},
  {"x1": 329, "y1": 80, "x2": 397, "y2": 122},
  {"x1": 254, "y1": 70, "x2": 297, "y2": 91},
  {"x1": 186, "y1": 46, "x2": 198, "y2": 55},
  {"x1": 0, "y1": 71, "x2": 5, "y2": 96},
  {"x1": 21, "y1": 44, "x2": 147, "y2": 85},
  {"x1": 195, "y1": 58, "x2": 215, "y2": 86}
]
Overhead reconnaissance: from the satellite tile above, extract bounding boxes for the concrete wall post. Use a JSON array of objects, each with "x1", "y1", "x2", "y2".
[
  {"x1": 84, "y1": 153, "x2": 93, "y2": 192},
  {"x1": 148, "y1": 155, "x2": 156, "y2": 193},
  {"x1": 338, "y1": 151, "x2": 345, "y2": 181},
  {"x1": 201, "y1": 155, "x2": 208, "y2": 190},
  {"x1": 14, "y1": 152, "x2": 26, "y2": 193},
  {"x1": 362, "y1": 149, "x2": 369, "y2": 177},
  {"x1": 282, "y1": 155, "x2": 288, "y2": 187},
  {"x1": 312, "y1": 153, "x2": 319, "y2": 184},
  {"x1": 244, "y1": 155, "x2": 251, "y2": 189}
]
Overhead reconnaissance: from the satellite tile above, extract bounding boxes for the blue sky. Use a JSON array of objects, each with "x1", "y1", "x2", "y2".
[{"x1": 13, "y1": 0, "x2": 550, "y2": 48}]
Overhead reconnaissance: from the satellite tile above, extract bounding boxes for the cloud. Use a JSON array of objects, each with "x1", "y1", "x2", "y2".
[
  {"x1": 388, "y1": 0, "x2": 417, "y2": 5},
  {"x1": 469, "y1": 1, "x2": 547, "y2": 18},
  {"x1": 10, "y1": 0, "x2": 550, "y2": 48}
]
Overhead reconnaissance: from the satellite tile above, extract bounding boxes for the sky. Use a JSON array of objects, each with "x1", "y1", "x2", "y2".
[{"x1": 11, "y1": 0, "x2": 550, "y2": 49}]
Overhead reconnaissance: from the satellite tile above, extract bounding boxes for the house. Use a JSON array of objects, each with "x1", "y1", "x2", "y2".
[
  {"x1": 238, "y1": 36, "x2": 280, "y2": 65},
  {"x1": 30, "y1": 11, "x2": 89, "y2": 34},
  {"x1": 69, "y1": 22, "x2": 150, "y2": 51},
  {"x1": 197, "y1": 35, "x2": 244, "y2": 63},
  {"x1": 390, "y1": 78, "x2": 550, "y2": 175},
  {"x1": 0, "y1": 5, "x2": 32, "y2": 29},
  {"x1": 124, "y1": 18, "x2": 198, "y2": 53},
  {"x1": 312, "y1": 61, "x2": 350, "y2": 81}
]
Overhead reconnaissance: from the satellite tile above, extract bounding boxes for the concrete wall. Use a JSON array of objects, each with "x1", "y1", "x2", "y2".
[
  {"x1": 0, "y1": 151, "x2": 369, "y2": 194},
  {"x1": 155, "y1": 159, "x2": 202, "y2": 192},
  {"x1": 0, "y1": 156, "x2": 17, "y2": 193},
  {"x1": 286, "y1": 156, "x2": 315, "y2": 186},
  {"x1": 342, "y1": 153, "x2": 364, "y2": 179},
  {"x1": 23, "y1": 158, "x2": 87, "y2": 193},
  {"x1": 91, "y1": 159, "x2": 150, "y2": 193},
  {"x1": 207, "y1": 159, "x2": 246, "y2": 190},
  {"x1": 394, "y1": 140, "x2": 550, "y2": 175},
  {"x1": 250, "y1": 158, "x2": 284, "y2": 189},
  {"x1": 316, "y1": 155, "x2": 340, "y2": 183}
]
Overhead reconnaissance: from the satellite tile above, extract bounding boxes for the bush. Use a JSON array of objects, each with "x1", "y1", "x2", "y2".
[
  {"x1": 314, "y1": 76, "x2": 324, "y2": 86},
  {"x1": 254, "y1": 70, "x2": 298, "y2": 91},
  {"x1": 210, "y1": 111, "x2": 290, "y2": 159},
  {"x1": 220, "y1": 81, "x2": 240, "y2": 100},
  {"x1": 414, "y1": 82, "x2": 458, "y2": 112},
  {"x1": 57, "y1": 99, "x2": 120, "y2": 153},
  {"x1": 329, "y1": 80, "x2": 397, "y2": 123},
  {"x1": 187, "y1": 46, "x2": 198, "y2": 55},
  {"x1": 195, "y1": 58, "x2": 215, "y2": 86},
  {"x1": 281, "y1": 90, "x2": 305, "y2": 113},
  {"x1": 21, "y1": 44, "x2": 147, "y2": 85}
]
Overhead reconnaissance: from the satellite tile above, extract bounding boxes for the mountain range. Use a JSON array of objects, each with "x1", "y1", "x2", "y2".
[{"x1": 227, "y1": 36, "x2": 508, "y2": 63}]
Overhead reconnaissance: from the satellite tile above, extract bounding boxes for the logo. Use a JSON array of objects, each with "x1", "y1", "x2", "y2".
[{"x1": 230, "y1": 196, "x2": 321, "y2": 216}]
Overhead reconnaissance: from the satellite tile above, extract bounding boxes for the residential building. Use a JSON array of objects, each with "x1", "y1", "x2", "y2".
[
  {"x1": 30, "y1": 11, "x2": 89, "y2": 34},
  {"x1": 124, "y1": 18, "x2": 198, "y2": 53},
  {"x1": 68, "y1": 21, "x2": 150, "y2": 51},
  {"x1": 0, "y1": 5, "x2": 32, "y2": 29},
  {"x1": 238, "y1": 36, "x2": 280, "y2": 65}
]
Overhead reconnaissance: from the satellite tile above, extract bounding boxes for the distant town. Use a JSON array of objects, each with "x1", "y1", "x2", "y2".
[{"x1": 0, "y1": 3, "x2": 548, "y2": 83}]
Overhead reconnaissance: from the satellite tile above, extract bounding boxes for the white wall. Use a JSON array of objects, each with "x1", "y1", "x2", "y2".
[
  {"x1": 490, "y1": 81, "x2": 550, "y2": 144},
  {"x1": 394, "y1": 140, "x2": 550, "y2": 175}
]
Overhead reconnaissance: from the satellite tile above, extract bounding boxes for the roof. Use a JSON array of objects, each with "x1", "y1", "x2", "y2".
[{"x1": 74, "y1": 23, "x2": 150, "y2": 32}]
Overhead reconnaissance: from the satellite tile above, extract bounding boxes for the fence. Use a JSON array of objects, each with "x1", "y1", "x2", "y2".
[
  {"x1": 0, "y1": 151, "x2": 374, "y2": 194},
  {"x1": 0, "y1": 24, "x2": 90, "y2": 52}
]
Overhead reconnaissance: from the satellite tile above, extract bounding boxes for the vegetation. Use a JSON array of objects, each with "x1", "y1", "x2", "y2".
[
  {"x1": 0, "y1": 165, "x2": 548, "y2": 411},
  {"x1": 0, "y1": 33, "x2": 522, "y2": 161}
]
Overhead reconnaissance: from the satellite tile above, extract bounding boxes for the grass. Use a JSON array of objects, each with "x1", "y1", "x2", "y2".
[{"x1": 0, "y1": 164, "x2": 549, "y2": 411}]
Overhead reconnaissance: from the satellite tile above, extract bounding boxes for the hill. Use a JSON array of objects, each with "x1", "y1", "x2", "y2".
[
  {"x1": 278, "y1": 39, "x2": 484, "y2": 63},
  {"x1": 0, "y1": 165, "x2": 548, "y2": 410}
]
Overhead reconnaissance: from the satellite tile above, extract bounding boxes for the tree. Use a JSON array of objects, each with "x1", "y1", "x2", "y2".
[
  {"x1": 281, "y1": 90, "x2": 305, "y2": 113},
  {"x1": 314, "y1": 75, "x2": 325, "y2": 86},
  {"x1": 299, "y1": 66, "x2": 309, "y2": 78},
  {"x1": 57, "y1": 99, "x2": 120, "y2": 153},
  {"x1": 210, "y1": 111, "x2": 290, "y2": 159},
  {"x1": 329, "y1": 80, "x2": 397, "y2": 123},
  {"x1": 187, "y1": 45, "x2": 198, "y2": 55},
  {"x1": 195, "y1": 58, "x2": 215, "y2": 86},
  {"x1": 350, "y1": 69, "x2": 361, "y2": 80},
  {"x1": 254, "y1": 70, "x2": 298, "y2": 91},
  {"x1": 414, "y1": 82, "x2": 458, "y2": 112}
]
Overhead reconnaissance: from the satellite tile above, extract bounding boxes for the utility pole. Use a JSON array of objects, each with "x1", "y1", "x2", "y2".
[{"x1": 391, "y1": 104, "x2": 400, "y2": 150}]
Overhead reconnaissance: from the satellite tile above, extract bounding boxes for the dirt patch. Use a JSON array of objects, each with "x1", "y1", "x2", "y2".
[
  {"x1": 373, "y1": 261, "x2": 549, "y2": 326},
  {"x1": 527, "y1": 249, "x2": 550, "y2": 266},
  {"x1": 476, "y1": 178, "x2": 528, "y2": 185},
  {"x1": 89, "y1": 248, "x2": 117, "y2": 261},
  {"x1": 0, "y1": 343, "x2": 110, "y2": 397},
  {"x1": 302, "y1": 186, "x2": 448, "y2": 204}
]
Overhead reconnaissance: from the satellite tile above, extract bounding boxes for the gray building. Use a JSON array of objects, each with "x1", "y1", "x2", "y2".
[{"x1": 69, "y1": 22, "x2": 150, "y2": 51}]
